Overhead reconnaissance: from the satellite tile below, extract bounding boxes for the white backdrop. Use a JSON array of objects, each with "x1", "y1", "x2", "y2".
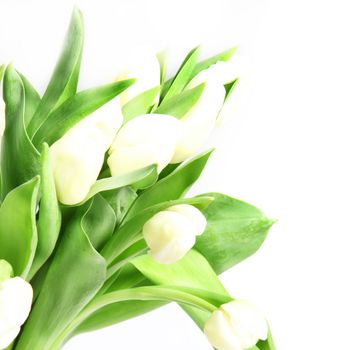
[{"x1": 1, "y1": 0, "x2": 350, "y2": 349}]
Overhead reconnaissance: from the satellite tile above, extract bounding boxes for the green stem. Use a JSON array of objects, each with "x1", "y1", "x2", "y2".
[{"x1": 49, "y1": 286, "x2": 216, "y2": 349}]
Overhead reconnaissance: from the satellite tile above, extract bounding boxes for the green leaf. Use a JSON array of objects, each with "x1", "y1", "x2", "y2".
[
  {"x1": 27, "y1": 8, "x2": 84, "y2": 138},
  {"x1": 195, "y1": 193, "x2": 275, "y2": 274},
  {"x1": 124, "y1": 149, "x2": 213, "y2": 221},
  {"x1": 256, "y1": 329, "x2": 277, "y2": 350},
  {"x1": 132, "y1": 250, "x2": 230, "y2": 328},
  {"x1": 31, "y1": 79, "x2": 135, "y2": 148},
  {"x1": 0, "y1": 177, "x2": 40, "y2": 278},
  {"x1": 1, "y1": 66, "x2": 41, "y2": 199},
  {"x1": 224, "y1": 78, "x2": 239, "y2": 103},
  {"x1": 160, "y1": 46, "x2": 201, "y2": 103},
  {"x1": 157, "y1": 50, "x2": 167, "y2": 86},
  {"x1": 16, "y1": 203, "x2": 106, "y2": 350},
  {"x1": 122, "y1": 86, "x2": 160, "y2": 122},
  {"x1": 132, "y1": 250, "x2": 228, "y2": 295},
  {"x1": 155, "y1": 83, "x2": 205, "y2": 119},
  {"x1": 191, "y1": 46, "x2": 237, "y2": 79},
  {"x1": 28, "y1": 144, "x2": 61, "y2": 280},
  {"x1": 102, "y1": 186, "x2": 137, "y2": 226},
  {"x1": 0, "y1": 64, "x2": 5, "y2": 82},
  {"x1": 80, "y1": 195, "x2": 116, "y2": 251},
  {"x1": 17, "y1": 71, "x2": 41, "y2": 127}
]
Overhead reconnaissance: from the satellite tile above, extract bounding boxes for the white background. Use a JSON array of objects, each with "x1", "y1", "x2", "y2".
[{"x1": 1, "y1": 0, "x2": 350, "y2": 349}]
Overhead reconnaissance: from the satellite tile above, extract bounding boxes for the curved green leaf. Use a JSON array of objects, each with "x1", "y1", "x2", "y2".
[
  {"x1": 31, "y1": 79, "x2": 135, "y2": 147},
  {"x1": 29, "y1": 144, "x2": 61, "y2": 280},
  {"x1": 102, "y1": 186, "x2": 137, "y2": 226},
  {"x1": 17, "y1": 72, "x2": 41, "y2": 127},
  {"x1": 132, "y1": 250, "x2": 230, "y2": 328},
  {"x1": 160, "y1": 46, "x2": 201, "y2": 102},
  {"x1": 1, "y1": 66, "x2": 41, "y2": 199},
  {"x1": 191, "y1": 46, "x2": 237, "y2": 79},
  {"x1": 122, "y1": 86, "x2": 160, "y2": 122},
  {"x1": 16, "y1": 203, "x2": 106, "y2": 350},
  {"x1": 124, "y1": 149, "x2": 213, "y2": 221},
  {"x1": 155, "y1": 83, "x2": 205, "y2": 119},
  {"x1": 0, "y1": 177, "x2": 40, "y2": 278},
  {"x1": 27, "y1": 8, "x2": 84, "y2": 138},
  {"x1": 80, "y1": 194, "x2": 116, "y2": 251},
  {"x1": 195, "y1": 192, "x2": 275, "y2": 274}
]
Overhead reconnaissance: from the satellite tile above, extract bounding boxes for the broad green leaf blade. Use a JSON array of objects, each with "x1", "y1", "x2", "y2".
[
  {"x1": 132, "y1": 250, "x2": 228, "y2": 295},
  {"x1": 16, "y1": 205, "x2": 107, "y2": 350},
  {"x1": 195, "y1": 193, "x2": 275, "y2": 274},
  {"x1": 29, "y1": 144, "x2": 61, "y2": 280},
  {"x1": 1, "y1": 66, "x2": 41, "y2": 198},
  {"x1": 122, "y1": 86, "x2": 160, "y2": 122},
  {"x1": 0, "y1": 177, "x2": 40, "y2": 278},
  {"x1": 160, "y1": 46, "x2": 201, "y2": 103},
  {"x1": 132, "y1": 250, "x2": 230, "y2": 329},
  {"x1": 31, "y1": 79, "x2": 135, "y2": 147},
  {"x1": 191, "y1": 46, "x2": 238, "y2": 79},
  {"x1": 81, "y1": 194, "x2": 116, "y2": 251},
  {"x1": 102, "y1": 186, "x2": 137, "y2": 226},
  {"x1": 155, "y1": 83, "x2": 205, "y2": 119},
  {"x1": 27, "y1": 8, "x2": 84, "y2": 138},
  {"x1": 101, "y1": 196, "x2": 214, "y2": 266},
  {"x1": 124, "y1": 149, "x2": 213, "y2": 221},
  {"x1": 71, "y1": 164, "x2": 157, "y2": 207},
  {"x1": 17, "y1": 71, "x2": 41, "y2": 127}
]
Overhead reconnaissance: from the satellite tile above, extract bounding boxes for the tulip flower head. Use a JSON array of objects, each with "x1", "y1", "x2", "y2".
[
  {"x1": 114, "y1": 46, "x2": 160, "y2": 106},
  {"x1": 0, "y1": 260, "x2": 33, "y2": 349},
  {"x1": 142, "y1": 204, "x2": 207, "y2": 264},
  {"x1": 204, "y1": 299, "x2": 268, "y2": 350},
  {"x1": 108, "y1": 114, "x2": 181, "y2": 178},
  {"x1": 50, "y1": 97, "x2": 123, "y2": 205},
  {"x1": 171, "y1": 61, "x2": 236, "y2": 164}
]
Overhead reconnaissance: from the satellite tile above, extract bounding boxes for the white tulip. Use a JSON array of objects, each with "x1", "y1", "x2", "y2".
[
  {"x1": 107, "y1": 114, "x2": 181, "y2": 178},
  {"x1": 50, "y1": 97, "x2": 123, "y2": 205},
  {"x1": 171, "y1": 61, "x2": 235, "y2": 164},
  {"x1": 114, "y1": 46, "x2": 160, "y2": 106},
  {"x1": 142, "y1": 204, "x2": 206, "y2": 264},
  {"x1": 0, "y1": 277, "x2": 33, "y2": 349},
  {"x1": 204, "y1": 299, "x2": 268, "y2": 350}
]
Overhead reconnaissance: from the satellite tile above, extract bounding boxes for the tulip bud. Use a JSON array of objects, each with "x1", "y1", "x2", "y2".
[
  {"x1": 0, "y1": 261, "x2": 33, "y2": 349},
  {"x1": 142, "y1": 204, "x2": 206, "y2": 264},
  {"x1": 50, "y1": 98, "x2": 123, "y2": 205},
  {"x1": 171, "y1": 61, "x2": 236, "y2": 164},
  {"x1": 114, "y1": 46, "x2": 160, "y2": 106},
  {"x1": 204, "y1": 299, "x2": 268, "y2": 350},
  {"x1": 107, "y1": 114, "x2": 181, "y2": 178}
]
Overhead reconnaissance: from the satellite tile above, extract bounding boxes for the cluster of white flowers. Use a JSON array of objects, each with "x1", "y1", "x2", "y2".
[
  {"x1": 0, "y1": 49, "x2": 269, "y2": 350},
  {"x1": 0, "y1": 261, "x2": 33, "y2": 349},
  {"x1": 49, "y1": 47, "x2": 233, "y2": 206}
]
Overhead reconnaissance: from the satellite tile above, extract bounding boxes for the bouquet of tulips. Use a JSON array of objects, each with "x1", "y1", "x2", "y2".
[{"x1": 0, "y1": 8, "x2": 276, "y2": 350}]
